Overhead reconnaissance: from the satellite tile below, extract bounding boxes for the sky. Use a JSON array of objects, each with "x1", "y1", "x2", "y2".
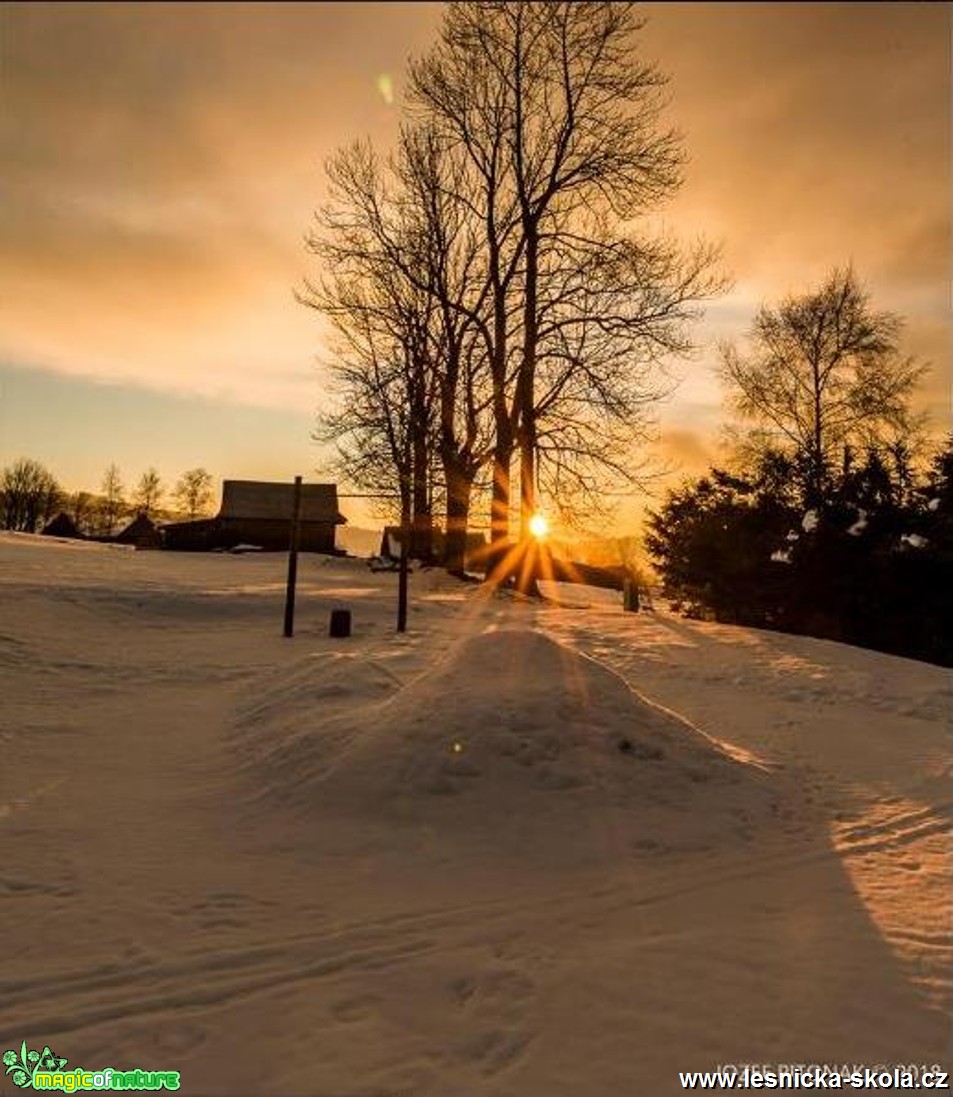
[{"x1": 1, "y1": 2, "x2": 949, "y2": 533}]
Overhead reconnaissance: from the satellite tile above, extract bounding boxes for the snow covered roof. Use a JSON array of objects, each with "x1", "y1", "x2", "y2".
[
  {"x1": 41, "y1": 512, "x2": 83, "y2": 539},
  {"x1": 115, "y1": 513, "x2": 161, "y2": 543},
  {"x1": 219, "y1": 480, "x2": 345, "y2": 524}
]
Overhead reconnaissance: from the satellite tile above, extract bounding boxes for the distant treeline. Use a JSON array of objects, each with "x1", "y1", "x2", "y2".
[{"x1": 0, "y1": 461, "x2": 215, "y2": 537}]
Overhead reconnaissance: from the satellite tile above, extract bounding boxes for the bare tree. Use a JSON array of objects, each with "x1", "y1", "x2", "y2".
[
  {"x1": 302, "y1": 141, "x2": 440, "y2": 552},
  {"x1": 531, "y1": 212, "x2": 721, "y2": 512},
  {"x1": 720, "y1": 267, "x2": 926, "y2": 509},
  {"x1": 303, "y1": 2, "x2": 720, "y2": 585},
  {"x1": 173, "y1": 468, "x2": 215, "y2": 520},
  {"x1": 314, "y1": 286, "x2": 427, "y2": 543},
  {"x1": 409, "y1": 6, "x2": 527, "y2": 555},
  {"x1": 396, "y1": 125, "x2": 498, "y2": 571},
  {"x1": 97, "y1": 464, "x2": 126, "y2": 536},
  {"x1": 133, "y1": 468, "x2": 163, "y2": 518},
  {"x1": 410, "y1": 1, "x2": 720, "y2": 574},
  {"x1": 303, "y1": 132, "x2": 489, "y2": 565},
  {"x1": 0, "y1": 458, "x2": 61, "y2": 532},
  {"x1": 67, "y1": 490, "x2": 95, "y2": 535}
]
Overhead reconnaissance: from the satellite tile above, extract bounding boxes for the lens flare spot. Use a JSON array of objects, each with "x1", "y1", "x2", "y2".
[
  {"x1": 450, "y1": 741, "x2": 464, "y2": 754},
  {"x1": 376, "y1": 73, "x2": 395, "y2": 105},
  {"x1": 529, "y1": 512, "x2": 549, "y2": 540}
]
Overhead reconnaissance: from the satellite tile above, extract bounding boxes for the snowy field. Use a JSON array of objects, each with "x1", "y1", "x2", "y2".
[{"x1": 0, "y1": 532, "x2": 949, "y2": 1095}]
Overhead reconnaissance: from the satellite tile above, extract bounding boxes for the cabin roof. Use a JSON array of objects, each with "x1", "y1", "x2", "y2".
[
  {"x1": 219, "y1": 480, "x2": 345, "y2": 524},
  {"x1": 41, "y1": 512, "x2": 83, "y2": 538},
  {"x1": 115, "y1": 513, "x2": 160, "y2": 541}
]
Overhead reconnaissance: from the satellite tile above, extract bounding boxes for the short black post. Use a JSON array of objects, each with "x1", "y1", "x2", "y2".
[
  {"x1": 283, "y1": 475, "x2": 303, "y2": 638},
  {"x1": 623, "y1": 576, "x2": 640, "y2": 613},
  {"x1": 329, "y1": 608, "x2": 351, "y2": 638},
  {"x1": 397, "y1": 519, "x2": 409, "y2": 633}
]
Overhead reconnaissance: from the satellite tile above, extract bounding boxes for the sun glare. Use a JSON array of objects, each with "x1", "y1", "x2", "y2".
[
  {"x1": 376, "y1": 73, "x2": 395, "y2": 105},
  {"x1": 529, "y1": 512, "x2": 549, "y2": 540}
]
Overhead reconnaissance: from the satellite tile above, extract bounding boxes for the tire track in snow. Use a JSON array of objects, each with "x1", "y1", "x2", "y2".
[
  {"x1": 832, "y1": 802, "x2": 951, "y2": 857},
  {"x1": 884, "y1": 928, "x2": 953, "y2": 953},
  {"x1": 0, "y1": 935, "x2": 437, "y2": 1043},
  {"x1": 0, "y1": 830, "x2": 860, "y2": 1042}
]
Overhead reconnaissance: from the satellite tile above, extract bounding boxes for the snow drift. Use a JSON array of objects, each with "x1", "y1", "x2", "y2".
[{"x1": 233, "y1": 628, "x2": 781, "y2": 858}]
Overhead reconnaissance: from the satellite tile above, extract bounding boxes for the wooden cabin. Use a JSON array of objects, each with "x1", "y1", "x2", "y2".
[
  {"x1": 115, "y1": 513, "x2": 163, "y2": 549},
  {"x1": 41, "y1": 512, "x2": 84, "y2": 540},
  {"x1": 162, "y1": 480, "x2": 346, "y2": 553}
]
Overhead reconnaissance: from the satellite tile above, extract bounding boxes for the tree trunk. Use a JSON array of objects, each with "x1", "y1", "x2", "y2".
[
  {"x1": 515, "y1": 427, "x2": 540, "y2": 597},
  {"x1": 443, "y1": 459, "x2": 473, "y2": 576},
  {"x1": 519, "y1": 433, "x2": 536, "y2": 536},
  {"x1": 515, "y1": 225, "x2": 540, "y2": 596},
  {"x1": 410, "y1": 382, "x2": 434, "y2": 562},
  {"x1": 810, "y1": 356, "x2": 825, "y2": 509},
  {"x1": 485, "y1": 439, "x2": 514, "y2": 582},
  {"x1": 411, "y1": 447, "x2": 434, "y2": 561},
  {"x1": 438, "y1": 338, "x2": 471, "y2": 576},
  {"x1": 517, "y1": 226, "x2": 539, "y2": 542},
  {"x1": 485, "y1": 238, "x2": 513, "y2": 580}
]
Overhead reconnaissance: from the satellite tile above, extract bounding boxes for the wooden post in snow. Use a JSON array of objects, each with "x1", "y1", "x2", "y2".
[
  {"x1": 623, "y1": 576, "x2": 640, "y2": 613},
  {"x1": 397, "y1": 517, "x2": 409, "y2": 633},
  {"x1": 283, "y1": 475, "x2": 303, "y2": 638}
]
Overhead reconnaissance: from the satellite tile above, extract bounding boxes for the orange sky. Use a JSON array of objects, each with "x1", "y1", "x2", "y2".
[{"x1": 0, "y1": 2, "x2": 949, "y2": 533}]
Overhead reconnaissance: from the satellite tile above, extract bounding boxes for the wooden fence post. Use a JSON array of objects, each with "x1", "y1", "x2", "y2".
[
  {"x1": 397, "y1": 518, "x2": 409, "y2": 633},
  {"x1": 283, "y1": 475, "x2": 303, "y2": 637}
]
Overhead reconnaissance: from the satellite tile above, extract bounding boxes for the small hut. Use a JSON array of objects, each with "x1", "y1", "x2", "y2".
[
  {"x1": 115, "y1": 513, "x2": 162, "y2": 550},
  {"x1": 41, "y1": 512, "x2": 84, "y2": 540},
  {"x1": 379, "y1": 526, "x2": 487, "y2": 567}
]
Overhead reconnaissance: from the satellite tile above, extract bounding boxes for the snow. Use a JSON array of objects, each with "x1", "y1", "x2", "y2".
[
  {"x1": 900, "y1": 533, "x2": 929, "y2": 550},
  {"x1": 847, "y1": 509, "x2": 868, "y2": 536},
  {"x1": 337, "y1": 524, "x2": 384, "y2": 559},
  {"x1": 1, "y1": 532, "x2": 949, "y2": 1095}
]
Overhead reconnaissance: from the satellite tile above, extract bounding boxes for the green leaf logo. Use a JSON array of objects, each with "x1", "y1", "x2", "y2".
[{"x1": 2, "y1": 1042, "x2": 67, "y2": 1088}]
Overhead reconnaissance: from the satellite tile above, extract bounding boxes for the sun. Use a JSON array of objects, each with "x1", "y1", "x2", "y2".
[{"x1": 528, "y1": 512, "x2": 549, "y2": 540}]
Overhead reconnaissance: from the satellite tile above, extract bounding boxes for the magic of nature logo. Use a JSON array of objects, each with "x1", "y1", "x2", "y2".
[{"x1": 3, "y1": 1043, "x2": 180, "y2": 1091}]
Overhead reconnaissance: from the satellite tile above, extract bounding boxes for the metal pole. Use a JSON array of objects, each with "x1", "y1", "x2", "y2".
[{"x1": 283, "y1": 475, "x2": 303, "y2": 638}]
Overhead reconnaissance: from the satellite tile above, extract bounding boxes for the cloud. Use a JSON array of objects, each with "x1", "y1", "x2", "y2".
[
  {"x1": 656, "y1": 427, "x2": 715, "y2": 477},
  {"x1": 0, "y1": 2, "x2": 445, "y2": 408},
  {"x1": 643, "y1": 3, "x2": 950, "y2": 294},
  {"x1": 0, "y1": 0, "x2": 947, "y2": 441}
]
